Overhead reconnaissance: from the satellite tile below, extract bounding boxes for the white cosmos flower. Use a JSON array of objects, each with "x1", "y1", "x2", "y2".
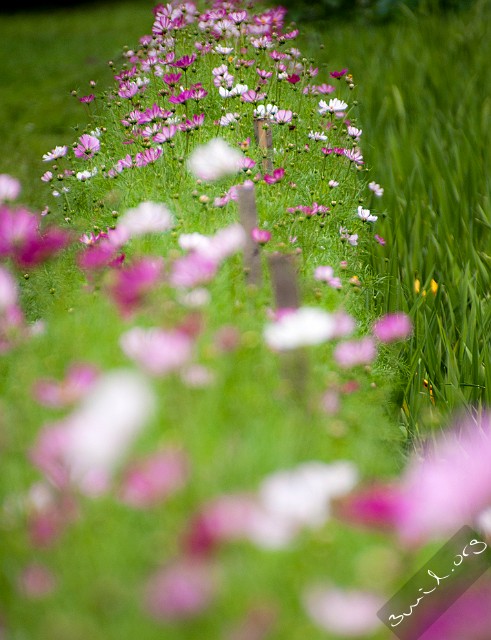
[
  {"x1": 254, "y1": 103, "x2": 278, "y2": 119},
  {"x1": 357, "y1": 206, "x2": 378, "y2": 222},
  {"x1": 318, "y1": 98, "x2": 348, "y2": 115},
  {"x1": 264, "y1": 306, "x2": 337, "y2": 350},
  {"x1": 187, "y1": 138, "x2": 243, "y2": 181}
]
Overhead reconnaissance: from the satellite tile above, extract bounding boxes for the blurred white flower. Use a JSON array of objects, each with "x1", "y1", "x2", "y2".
[
  {"x1": 118, "y1": 201, "x2": 174, "y2": 239},
  {"x1": 264, "y1": 307, "x2": 337, "y2": 350},
  {"x1": 187, "y1": 138, "x2": 243, "y2": 181}
]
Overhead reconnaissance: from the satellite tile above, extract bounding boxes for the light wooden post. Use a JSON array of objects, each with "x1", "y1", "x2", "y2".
[
  {"x1": 237, "y1": 183, "x2": 262, "y2": 286},
  {"x1": 253, "y1": 118, "x2": 273, "y2": 174}
]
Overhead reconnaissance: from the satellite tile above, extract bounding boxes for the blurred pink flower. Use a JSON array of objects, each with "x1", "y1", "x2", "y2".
[
  {"x1": 30, "y1": 370, "x2": 156, "y2": 496},
  {"x1": 303, "y1": 585, "x2": 384, "y2": 637},
  {"x1": 0, "y1": 206, "x2": 70, "y2": 268},
  {"x1": 251, "y1": 227, "x2": 271, "y2": 244},
  {"x1": 372, "y1": 312, "x2": 412, "y2": 342},
  {"x1": 107, "y1": 257, "x2": 164, "y2": 315},
  {"x1": 170, "y1": 252, "x2": 218, "y2": 288},
  {"x1": 17, "y1": 563, "x2": 57, "y2": 599},
  {"x1": 0, "y1": 174, "x2": 21, "y2": 202},
  {"x1": 143, "y1": 558, "x2": 218, "y2": 621},
  {"x1": 118, "y1": 448, "x2": 189, "y2": 508},
  {"x1": 33, "y1": 362, "x2": 99, "y2": 408},
  {"x1": 333, "y1": 337, "x2": 377, "y2": 368},
  {"x1": 120, "y1": 326, "x2": 193, "y2": 376},
  {"x1": 336, "y1": 411, "x2": 491, "y2": 546}
]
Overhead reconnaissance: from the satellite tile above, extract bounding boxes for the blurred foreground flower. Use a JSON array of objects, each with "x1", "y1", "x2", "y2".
[
  {"x1": 335, "y1": 411, "x2": 491, "y2": 546},
  {"x1": 264, "y1": 307, "x2": 339, "y2": 350},
  {"x1": 303, "y1": 584, "x2": 384, "y2": 637},
  {"x1": 30, "y1": 369, "x2": 156, "y2": 496},
  {"x1": 143, "y1": 557, "x2": 218, "y2": 622}
]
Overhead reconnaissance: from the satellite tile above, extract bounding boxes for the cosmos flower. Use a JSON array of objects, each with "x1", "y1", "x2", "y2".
[
  {"x1": 0, "y1": 174, "x2": 21, "y2": 202},
  {"x1": 372, "y1": 312, "x2": 412, "y2": 342},
  {"x1": 357, "y1": 206, "x2": 377, "y2": 222},
  {"x1": 73, "y1": 134, "x2": 100, "y2": 159},
  {"x1": 264, "y1": 307, "x2": 337, "y2": 350},
  {"x1": 187, "y1": 138, "x2": 243, "y2": 181}
]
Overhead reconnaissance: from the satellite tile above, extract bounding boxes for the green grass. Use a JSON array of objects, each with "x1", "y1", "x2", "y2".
[{"x1": 298, "y1": 0, "x2": 491, "y2": 436}]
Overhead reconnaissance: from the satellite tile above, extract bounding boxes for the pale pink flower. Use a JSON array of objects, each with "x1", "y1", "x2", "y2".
[
  {"x1": 264, "y1": 307, "x2": 337, "y2": 350},
  {"x1": 170, "y1": 252, "x2": 218, "y2": 288},
  {"x1": 0, "y1": 266, "x2": 18, "y2": 312},
  {"x1": 347, "y1": 126, "x2": 362, "y2": 140},
  {"x1": 368, "y1": 181, "x2": 384, "y2": 197},
  {"x1": 357, "y1": 205, "x2": 377, "y2": 222},
  {"x1": 143, "y1": 558, "x2": 218, "y2": 621},
  {"x1": 274, "y1": 109, "x2": 293, "y2": 124},
  {"x1": 33, "y1": 363, "x2": 99, "y2": 408},
  {"x1": 181, "y1": 364, "x2": 215, "y2": 388},
  {"x1": 120, "y1": 327, "x2": 193, "y2": 376},
  {"x1": 314, "y1": 265, "x2": 342, "y2": 288},
  {"x1": 0, "y1": 174, "x2": 21, "y2": 202},
  {"x1": 17, "y1": 563, "x2": 58, "y2": 599},
  {"x1": 345, "y1": 149, "x2": 364, "y2": 165},
  {"x1": 333, "y1": 337, "x2": 377, "y2": 369},
  {"x1": 118, "y1": 201, "x2": 174, "y2": 239},
  {"x1": 107, "y1": 257, "x2": 164, "y2": 315},
  {"x1": 372, "y1": 312, "x2": 412, "y2": 342},
  {"x1": 187, "y1": 138, "x2": 243, "y2": 181},
  {"x1": 42, "y1": 145, "x2": 68, "y2": 162},
  {"x1": 30, "y1": 370, "x2": 156, "y2": 496},
  {"x1": 303, "y1": 585, "x2": 384, "y2": 637},
  {"x1": 118, "y1": 448, "x2": 189, "y2": 508}
]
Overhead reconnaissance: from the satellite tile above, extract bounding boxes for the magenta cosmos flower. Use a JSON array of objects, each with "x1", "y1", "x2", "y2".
[
  {"x1": 73, "y1": 134, "x2": 100, "y2": 159},
  {"x1": 0, "y1": 205, "x2": 70, "y2": 268}
]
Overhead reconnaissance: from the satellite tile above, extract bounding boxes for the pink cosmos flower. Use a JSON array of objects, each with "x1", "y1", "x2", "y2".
[
  {"x1": 73, "y1": 134, "x2": 100, "y2": 159},
  {"x1": 241, "y1": 89, "x2": 266, "y2": 103},
  {"x1": 0, "y1": 205, "x2": 70, "y2": 268},
  {"x1": 107, "y1": 257, "x2": 164, "y2": 316},
  {"x1": 357, "y1": 205, "x2": 377, "y2": 222},
  {"x1": 0, "y1": 265, "x2": 18, "y2": 312},
  {"x1": 33, "y1": 363, "x2": 99, "y2": 408},
  {"x1": 263, "y1": 168, "x2": 285, "y2": 184},
  {"x1": 330, "y1": 68, "x2": 348, "y2": 78},
  {"x1": 143, "y1": 558, "x2": 218, "y2": 622},
  {"x1": 120, "y1": 326, "x2": 194, "y2": 376},
  {"x1": 171, "y1": 53, "x2": 197, "y2": 70},
  {"x1": 0, "y1": 174, "x2": 21, "y2": 202},
  {"x1": 118, "y1": 448, "x2": 189, "y2": 508},
  {"x1": 333, "y1": 337, "x2": 377, "y2": 368},
  {"x1": 251, "y1": 227, "x2": 271, "y2": 244},
  {"x1": 336, "y1": 411, "x2": 491, "y2": 546},
  {"x1": 374, "y1": 234, "x2": 386, "y2": 246},
  {"x1": 314, "y1": 265, "x2": 342, "y2": 289},
  {"x1": 372, "y1": 312, "x2": 412, "y2": 342},
  {"x1": 153, "y1": 124, "x2": 178, "y2": 143},
  {"x1": 134, "y1": 147, "x2": 162, "y2": 167},
  {"x1": 170, "y1": 252, "x2": 218, "y2": 288},
  {"x1": 274, "y1": 109, "x2": 293, "y2": 124}
]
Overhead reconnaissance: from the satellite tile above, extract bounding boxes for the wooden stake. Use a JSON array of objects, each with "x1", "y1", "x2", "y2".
[
  {"x1": 253, "y1": 118, "x2": 273, "y2": 174},
  {"x1": 237, "y1": 183, "x2": 262, "y2": 286},
  {"x1": 267, "y1": 252, "x2": 300, "y2": 310}
]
